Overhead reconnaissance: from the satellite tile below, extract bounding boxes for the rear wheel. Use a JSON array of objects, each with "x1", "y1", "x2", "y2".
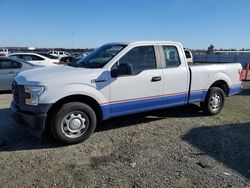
[
  {"x1": 50, "y1": 102, "x2": 97, "y2": 145},
  {"x1": 202, "y1": 87, "x2": 225, "y2": 115}
]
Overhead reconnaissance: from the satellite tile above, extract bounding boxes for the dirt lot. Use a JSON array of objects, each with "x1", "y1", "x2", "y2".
[{"x1": 0, "y1": 82, "x2": 250, "y2": 188}]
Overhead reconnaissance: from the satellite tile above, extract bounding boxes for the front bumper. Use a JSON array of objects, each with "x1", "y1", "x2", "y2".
[{"x1": 11, "y1": 101, "x2": 47, "y2": 130}]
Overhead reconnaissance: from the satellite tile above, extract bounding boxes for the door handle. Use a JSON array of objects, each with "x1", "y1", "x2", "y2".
[
  {"x1": 8, "y1": 71, "x2": 15, "y2": 74},
  {"x1": 151, "y1": 76, "x2": 162, "y2": 82}
]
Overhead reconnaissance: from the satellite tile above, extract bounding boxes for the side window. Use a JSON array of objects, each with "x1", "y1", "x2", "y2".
[
  {"x1": 22, "y1": 55, "x2": 32, "y2": 61},
  {"x1": 116, "y1": 46, "x2": 157, "y2": 75},
  {"x1": 162, "y1": 46, "x2": 181, "y2": 68},
  {"x1": 0, "y1": 60, "x2": 21, "y2": 69},
  {"x1": 12, "y1": 60, "x2": 22, "y2": 68},
  {"x1": 10, "y1": 55, "x2": 22, "y2": 59},
  {"x1": 0, "y1": 60, "x2": 12, "y2": 69},
  {"x1": 23, "y1": 55, "x2": 44, "y2": 61}
]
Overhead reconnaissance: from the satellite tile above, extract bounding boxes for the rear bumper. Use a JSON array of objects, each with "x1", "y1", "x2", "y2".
[{"x1": 11, "y1": 102, "x2": 47, "y2": 130}]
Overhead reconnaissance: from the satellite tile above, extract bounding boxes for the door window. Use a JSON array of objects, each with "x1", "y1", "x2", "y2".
[
  {"x1": 114, "y1": 46, "x2": 157, "y2": 75},
  {"x1": 162, "y1": 46, "x2": 181, "y2": 68},
  {"x1": 0, "y1": 59, "x2": 22, "y2": 69},
  {"x1": 10, "y1": 54, "x2": 22, "y2": 59},
  {"x1": 22, "y1": 55, "x2": 44, "y2": 61}
]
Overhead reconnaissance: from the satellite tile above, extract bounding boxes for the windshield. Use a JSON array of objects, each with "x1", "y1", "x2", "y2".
[{"x1": 76, "y1": 44, "x2": 126, "y2": 68}]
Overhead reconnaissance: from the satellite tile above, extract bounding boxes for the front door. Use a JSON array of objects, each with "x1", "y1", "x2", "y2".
[
  {"x1": 0, "y1": 59, "x2": 21, "y2": 91},
  {"x1": 108, "y1": 45, "x2": 164, "y2": 117}
]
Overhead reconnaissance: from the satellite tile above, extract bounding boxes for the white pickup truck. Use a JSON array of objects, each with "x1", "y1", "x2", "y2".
[{"x1": 11, "y1": 41, "x2": 242, "y2": 144}]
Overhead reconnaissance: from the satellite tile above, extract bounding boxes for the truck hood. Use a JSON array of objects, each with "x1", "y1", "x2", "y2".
[{"x1": 15, "y1": 65, "x2": 102, "y2": 85}]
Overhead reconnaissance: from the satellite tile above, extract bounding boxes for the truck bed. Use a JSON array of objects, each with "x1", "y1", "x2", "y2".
[
  {"x1": 188, "y1": 62, "x2": 242, "y2": 103},
  {"x1": 190, "y1": 62, "x2": 240, "y2": 66}
]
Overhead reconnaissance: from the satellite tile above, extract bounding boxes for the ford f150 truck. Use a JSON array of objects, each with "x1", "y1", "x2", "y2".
[{"x1": 11, "y1": 41, "x2": 242, "y2": 144}]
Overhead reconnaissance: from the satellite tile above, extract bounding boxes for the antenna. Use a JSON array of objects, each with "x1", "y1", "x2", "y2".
[{"x1": 71, "y1": 30, "x2": 74, "y2": 49}]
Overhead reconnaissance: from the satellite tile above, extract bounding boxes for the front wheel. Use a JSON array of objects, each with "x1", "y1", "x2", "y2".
[
  {"x1": 202, "y1": 87, "x2": 225, "y2": 115},
  {"x1": 50, "y1": 102, "x2": 97, "y2": 145}
]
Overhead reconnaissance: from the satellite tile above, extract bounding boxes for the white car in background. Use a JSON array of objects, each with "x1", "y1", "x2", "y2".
[
  {"x1": 9, "y1": 53, "x2": 60, "y2": 66},
  {"x1": 0, "y1": 48, "x2": 9, "y2": 56},
  {"x1": 48, "y1": 51, "x2": 70, "y2": 58},
  {"x1": 0, "y1": 57, "x2": 43, "y2": 91}
]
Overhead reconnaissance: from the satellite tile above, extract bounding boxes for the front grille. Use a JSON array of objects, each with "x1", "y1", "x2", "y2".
[
  {"x1": 12, "y1": 82, "x2": 24, "y2": 105},
  {"x1": 12, "y1": 81, "x2": 19, "y2": 104}
]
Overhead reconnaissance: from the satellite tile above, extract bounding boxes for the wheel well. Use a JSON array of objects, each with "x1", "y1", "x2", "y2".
[
  {"x1": 210, "y1": 80, "x2": 229, "y2": 96},
  {"x1": 44, "y1": 95, "x2": 103, "y2": 134}
]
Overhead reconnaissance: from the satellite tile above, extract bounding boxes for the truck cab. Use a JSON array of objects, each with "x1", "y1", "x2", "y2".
[{"x1": 11, "y1": 41, "x2": 242, "y2": 144}]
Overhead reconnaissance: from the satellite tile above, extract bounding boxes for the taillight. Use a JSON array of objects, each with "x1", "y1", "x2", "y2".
[{"x1": 238, "y1": 69, "x2": 243, "y2": 81}]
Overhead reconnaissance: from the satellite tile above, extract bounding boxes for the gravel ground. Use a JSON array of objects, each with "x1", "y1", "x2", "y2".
[{"x1": 0, "y1": 82, "x2": 250, "y2": 188}]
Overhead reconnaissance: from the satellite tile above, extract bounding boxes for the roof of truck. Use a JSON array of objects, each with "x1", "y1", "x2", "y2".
[{"x1": 105, "y1": 41, "x2": 182, "y2": 46}]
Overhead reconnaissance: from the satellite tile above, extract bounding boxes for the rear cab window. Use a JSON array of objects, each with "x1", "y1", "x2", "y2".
[
  {"x1": 185, "y1": 51, "x2": 191, "y2": 58},
  {"x1": 162, "y1": 46, "x2": 181, "y2": 68}
]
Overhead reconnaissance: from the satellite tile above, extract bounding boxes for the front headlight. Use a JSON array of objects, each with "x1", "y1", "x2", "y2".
[{"x1": 24, "y1": 86, "x2": 45, "y2": 106}]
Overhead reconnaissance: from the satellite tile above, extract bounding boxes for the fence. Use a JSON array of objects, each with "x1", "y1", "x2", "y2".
[{"x1": 194, "y1": 53, "x2": 250, "y2": 68}]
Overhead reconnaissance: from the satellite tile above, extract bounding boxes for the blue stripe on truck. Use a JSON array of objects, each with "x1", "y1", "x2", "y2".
[
  {"x1": 188, "y1": 90, "x2": 208, "y2": 103},
  {"x1": 101, "y1": 92, "x2": 198, "y2": 120},
  {"x1": 228, "y1": 85, "x2": 241, "y2": 96},
  {"x1": 108, "y1": 93, "x2": 188, "y2": 119},
  {"x1": 101, "y1": 86, "x2": 241, "y2": 120}
]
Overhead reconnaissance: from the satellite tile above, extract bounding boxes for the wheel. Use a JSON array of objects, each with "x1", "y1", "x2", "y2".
[
  {"x1": 50, "y1": 102, "x2": 97, "y2": 145},
  {"x1": 202, "y1": 87, "x2": 225, "y2": 115},
  {"x1": 200, "y1": 101, "x2": 204, "y2": 109}
]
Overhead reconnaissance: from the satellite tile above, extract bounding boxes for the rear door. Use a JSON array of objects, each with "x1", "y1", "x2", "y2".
[
  {"x1": 108, "y1": 45, "x2": 164, "y2": 117},
  {"x1": 159, "y1": 45, "x2": 190, "y2": 107},
  {"x1": 0, "y1": 59, "x2": 22, "y2": 90}
]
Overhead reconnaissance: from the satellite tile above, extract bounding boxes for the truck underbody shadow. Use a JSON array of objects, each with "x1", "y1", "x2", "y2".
[{"x1": 96, "y1": 104, "x2": 203, "y2": 132}]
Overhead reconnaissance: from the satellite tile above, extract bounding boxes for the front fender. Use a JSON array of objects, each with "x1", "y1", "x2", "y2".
[{"x1": 39, "y1": 83, "x2": 108, "y2": 105}]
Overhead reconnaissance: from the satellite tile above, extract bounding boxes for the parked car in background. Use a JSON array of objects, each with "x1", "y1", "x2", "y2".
[
  {"x1": 77, "y1": 52, "x2": 91, "y2": 59},
  {"x1": 59, "y1": 56, "x2": 75, "y2": 64},
  {"x1": 60, "y1": 52, "x2": 92, "y2": 64},
  {"x1": 48, "y1": 51, "x2": 70, "y2": 58},
  {"x1": 37, "y1": 53, "x2": 60, "y2": 63},
  {"x1": 9, "y1": 53, "x2": 59, "y2": 66},
  {"x1": 0, "y1": 57, "x2": 43, "y2": 91},
  {"x1": 59, "y1": 52, "x2": 92, "y2": 64},
  {"x1": 0, "y1": 48, "x2": 9, "y2": 56}
]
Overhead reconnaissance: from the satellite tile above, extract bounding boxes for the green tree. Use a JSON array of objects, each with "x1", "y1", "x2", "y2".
[{"x1": 207, "y1": 44, "x2": 214, "y2": 54}]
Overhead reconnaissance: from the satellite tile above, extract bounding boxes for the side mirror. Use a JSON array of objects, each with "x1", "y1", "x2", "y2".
[{"x1": 111, "y1": 63, "x2": 133, "y2": 77}]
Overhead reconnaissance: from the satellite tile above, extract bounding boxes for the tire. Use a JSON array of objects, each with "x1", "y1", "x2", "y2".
[
  {"x1": 202, "y1": 87, "x2": 225, "y2": 115},
  {"x1": 50, "y1": 102, "x2": 97, "y2": 145}
]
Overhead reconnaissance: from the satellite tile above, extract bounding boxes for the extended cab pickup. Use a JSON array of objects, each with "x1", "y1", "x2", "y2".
[{"x1": 11, "y1": 41, "x2": 242, "y2": 144}]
